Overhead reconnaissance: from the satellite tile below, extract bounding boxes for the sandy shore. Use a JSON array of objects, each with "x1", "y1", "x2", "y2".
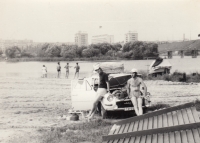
[{"x1": 0, "y1": 77, "x2": 200, "y2": 143}]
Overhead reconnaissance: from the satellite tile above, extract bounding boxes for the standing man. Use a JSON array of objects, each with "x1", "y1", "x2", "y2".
[
  {"x1": 57, "y1": 62, "x2": 61, "y2": 78},
  {"x1": 74, "y1": 62, "x2": 80, "y2": 79},
  {"x1": 86, "y1": 64, "x2": 110, "y2": 120},
  {"x1": 127, "y1": 68, "x2": 147, "y2": 116},
  {"x1": 64, "y1": 63, "x2": 71, "y2": 78},
  {"x1": 42, "y1": 65, "x2": 47, "y2": 78}
]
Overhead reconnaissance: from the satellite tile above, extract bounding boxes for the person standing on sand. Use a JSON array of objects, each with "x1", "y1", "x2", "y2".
[
  {"x1": 127, "y1": 68, "x2": 147, "y2": 116},
  {"x1": 74, "y1": 62, "x2": 80, "y2": 79},
  {"x1": 64, "y1": 63, "x2": 72, "y2": 78},
  {"x1": 86, "y1": 64, "x2": 110, "y2": 120},
  {"x1": 57, "y1": 62, "x2": 61, "y2": 78},
  {"x1": 42, "y1": 65, "x2": 47, "y2": 78}
]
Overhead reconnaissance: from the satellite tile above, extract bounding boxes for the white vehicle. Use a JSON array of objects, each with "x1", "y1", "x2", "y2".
[{"x1": 70, "y1": 63, "x2": 151, "y2": 119}]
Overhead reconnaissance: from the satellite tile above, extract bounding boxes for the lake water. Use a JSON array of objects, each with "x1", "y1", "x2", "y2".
[{"x1": 0, "y1": 56, "x2": 199, "y2": 78}]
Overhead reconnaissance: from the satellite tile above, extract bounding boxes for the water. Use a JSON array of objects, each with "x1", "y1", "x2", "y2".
[{"x1": 0, "y1": 56, "x2": 200, "y2": 78}]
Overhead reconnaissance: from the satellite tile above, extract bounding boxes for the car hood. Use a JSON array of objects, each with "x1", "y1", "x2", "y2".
[{"x1": 109, "y1": 74, "x2": 131, "y2": 89}]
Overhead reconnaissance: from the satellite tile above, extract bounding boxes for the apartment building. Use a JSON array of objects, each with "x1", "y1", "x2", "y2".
[
  {"x1": 75, "y1": 31, "x2": 88, "y2": 47},
  {"x1": 125, "y1": 31, "x2": 138, "y2": 43},
  {"x1": 91, "y1": 34, "x2": 114, "y2": 44}
]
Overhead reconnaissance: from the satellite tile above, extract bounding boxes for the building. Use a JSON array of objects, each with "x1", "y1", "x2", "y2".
[
  {"x1": 75, "y1": 31, "x2": 88, "y2": 47},
  {"x1": 0, "y1": 39, "x2": 33, "y2": 53},
  {"x1": 125, "y1": 31, "x2": 138, "y2": 43},
  {"x1": 91, "y1": 34, "x2": 114, "y2": 44}
]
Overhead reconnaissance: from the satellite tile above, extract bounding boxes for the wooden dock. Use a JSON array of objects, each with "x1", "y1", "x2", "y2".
[{"x1": 102, "y1": 102, "x2": 200, "y2": 143}]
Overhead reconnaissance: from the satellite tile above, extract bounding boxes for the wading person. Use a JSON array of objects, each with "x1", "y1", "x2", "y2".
[
  {"x1": 42, "y1": 65, "x2": 47, "y2": 78},
  {"x1": 64, "y1": 63, "x2": 71, "y2": 78},
  {"x1": 86, "y1": 64, "x2": 110, "y2": 120},
  {"x1": 127, "y1": 68, "x2": 147, "y2": 116},
  {"x1": 74, "y1": 63, "x2": 80, "y2": 79},
  {"x1": 57, "y1": 62, "x2": 61, "y2": 78}
]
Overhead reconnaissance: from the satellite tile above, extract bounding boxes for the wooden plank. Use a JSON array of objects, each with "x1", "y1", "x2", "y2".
[
  {"x1": 167, "y1": 112, "x2": 173, "y2": 126},
  {"x1": 127, "y1": 122, "x2": 135, "y2": 132},
  {"x1": 146, "y1": 135, "x2": 152, "y2": 143},
  {"x1": 157, "y1": 133, "x2": 163, "y2": 143},
  {"x1": 186, "y1": 108, "x2": 195, "y2": 123},
  {"x1": 181, "y1": 109, "x2": 189, "y2": 124},
  {"x1": 142, "y1": 118, "x2": 149, "y2": 130},
  {"x1": 175, "y1": 131, "x2": 181, "y2": 143},
  {"x1": 126, "y1": 137, "x2": 135, "y2": 143},
  {"x1": 123, "y1": 138, "x2": 130, "y2": 143},
  {"x1": 139, "y1": 136, "x2": 146, "y2": 143},
  {"x1": 192, "y1": 129, "x2": 200, "y2": 143},
  {"x1": 191, "y1": 107, "x2": 200, "y2": 122},
  {"x1": 133, "y1": 121, "x2": 139, "y2": 132},
  {"x1": 115, "y1": 102, "x2": 195, "y2": 125},
  {"x1": 123, "y1": 123, "x2": 131, "y2": 133},
  {"x1": 113, "y1": 139, "x2": 119, "y2": 143},
  {"x1": 169, "y1": 132, "x2": 175, "y2": 143},
  {"x1": 172, "y1": 111, "x2": 179, "y2": 126},
  {"x1": 177, "y1": 110, "x2": 184, "y2": 125},
  {"x1": 163, "y1": 133, "x2": 169, "y2": 143},
  {"x1": 180, "y1": 130, "x2": 188, "y2": 143},
  {"x1": 153, "y1": 116, "x2": 158, "y2": 129},
  {"x1": 108, "y1": 124, "x2": 117, "y2": 135},
  {"x1": 138, "y1": 120, "x2": 144, "y2": 131},
  {"x1": 134, "y1": 136, "x2": 141, "y2": 143},
  {"x1": 118, "y1": 139, "x2": 124, "y2": 143},
  {"x1": 158, "y1": 115, "x2": 163, "y2": 128},
  {"x1": 102, "y1": 123, "x2": 200, "y2": 142},
  {"x1": 162, "y1": 114, "x2": 168, "y2": 127},
  {"x1": 113, "y1": 125, "x2": 122, "y2": 134},
  {"x1": 151, "y1": 134, "x2": 157, "y2": 143},
  {"x1": 186, "y1": 130, "x2": 195, "y2": 143},
  {"x1": 198, "y1": 128, "x2": 200, "y2": 136},
  {"x1": 148, "y1": 117, "x2": 153, "y2": 130},
  {"x1": 118, "y1": 124, "x2": 126, "y2": 134}
]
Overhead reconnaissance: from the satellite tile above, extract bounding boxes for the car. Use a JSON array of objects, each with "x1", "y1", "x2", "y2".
[{"x1": 70, "y1": 67, "x2": 151, "y2": 119}]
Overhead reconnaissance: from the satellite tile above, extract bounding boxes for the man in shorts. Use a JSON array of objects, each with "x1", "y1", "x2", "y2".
[
  {"x1": 57, "y1": 62, "x2": 61, "y2": 78},
  {"x1": 86, "y1": 64, "x2": 110, "y2": 120},
  {"x1": 64, "y1": 63, "x2": 71, "y2": 78},
  {"x1": 127, "y1": 68, "x2": 147, "y2": 116},
  {"x1": 74, "y1": 63, "x2": 80, "y2": 79}
]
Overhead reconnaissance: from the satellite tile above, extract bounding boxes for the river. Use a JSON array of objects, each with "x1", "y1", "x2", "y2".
[{"x1": 0, "y1": 56, "x2": 199, "y2": 78}]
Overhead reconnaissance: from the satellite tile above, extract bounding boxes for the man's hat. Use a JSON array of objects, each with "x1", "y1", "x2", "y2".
[
  {"x1": 93, "y1": 64, "x2": 100, "y2": 71},
  {"x1": 130, "y1": 68, "x2": 138, "y2": 73}
]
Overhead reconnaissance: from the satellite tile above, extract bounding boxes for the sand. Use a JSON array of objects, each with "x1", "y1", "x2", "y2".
[{"x1": 0, "y1": 77, "x2": 200, "y2": 143}]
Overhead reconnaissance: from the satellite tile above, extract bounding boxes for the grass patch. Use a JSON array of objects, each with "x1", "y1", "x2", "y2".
[
  {"x1": 42, "y1": 119, "x2": 113, "y2": 143},
  {"x1": 147, "y1": 103, "x2": 171, "y2": 112}
]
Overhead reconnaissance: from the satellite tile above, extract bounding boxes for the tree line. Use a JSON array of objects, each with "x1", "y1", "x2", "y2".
[{"x1": 4, "y1": 41, "x2": 159, "y2": 60}]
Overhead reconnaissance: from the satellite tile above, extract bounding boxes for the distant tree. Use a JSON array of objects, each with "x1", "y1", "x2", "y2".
[
  {"x1": 76, "y1": 46, "x2": 87, "y2": 57},
  {"x1": 112, "y1": 43, "x2": 122, "y2": 51},
  {"x1": 92, "y1": 43, "x2": 112, "y2": 55},
  {"x1": 21, "y1": 49, "x2": 34, "y2": 58},
  {"x1": 143, "y1": 43, "x2": 159, "y2": 58},
  {"x1": 60, "y1": 45, "x2": 77, "y2": 58},
  {"x1": 45, "y1": 44, "x2": 61, "y2": 57},
  {"x1": 5, "y1": 46, "x2": 21, "y2": 58},
  {"x1": 0, "y1": 49, "x2": 3, "y2": 56},
  {"x1": 82, "y1": 48, "x2": 93, "y2": 58}
]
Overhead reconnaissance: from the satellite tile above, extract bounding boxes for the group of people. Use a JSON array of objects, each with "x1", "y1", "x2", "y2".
[
  {"x1": 42, "y1": 62, "x2": 80, "y2": 79},
  {"x1": 86, "y1": 66, "x2": 147, "y2": 120}
]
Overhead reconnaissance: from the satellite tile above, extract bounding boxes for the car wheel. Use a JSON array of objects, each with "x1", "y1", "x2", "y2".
[{"x1": 101, "y1": 104, "x2": 108, "y2": 119}]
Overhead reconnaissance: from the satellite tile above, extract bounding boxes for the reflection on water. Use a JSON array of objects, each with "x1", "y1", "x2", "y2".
[{"x1": 0, "y1": 57, "x2": 200, "y2": 78}]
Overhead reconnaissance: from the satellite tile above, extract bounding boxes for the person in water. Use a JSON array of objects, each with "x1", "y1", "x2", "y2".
[{"x1": 64, "y1": 63, "x2": 72, "y2": 78}]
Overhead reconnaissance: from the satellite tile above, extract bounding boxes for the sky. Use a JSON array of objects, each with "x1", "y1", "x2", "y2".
[{"x1": 0, "y1": 0, "x2": 200, "y2": 43}]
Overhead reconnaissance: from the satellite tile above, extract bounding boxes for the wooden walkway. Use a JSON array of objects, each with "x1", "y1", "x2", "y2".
[{"x1": 102, "y1": 102, "x2": 200, "y2": 143}]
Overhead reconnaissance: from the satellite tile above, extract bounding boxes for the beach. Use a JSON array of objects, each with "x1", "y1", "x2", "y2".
[{"x1": 0, "y1": 77, "x2": 200, "y2": 143}]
